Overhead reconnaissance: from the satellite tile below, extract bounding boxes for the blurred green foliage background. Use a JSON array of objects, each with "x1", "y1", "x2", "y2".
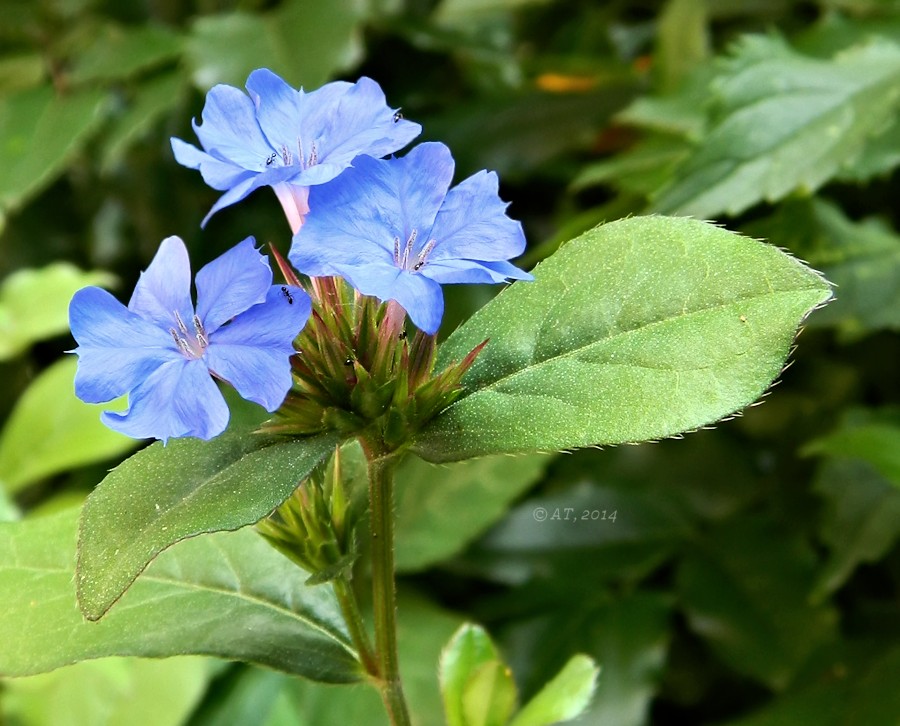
[{"x1": 2, "y1": 0, "x2": 900, "y2": 723}]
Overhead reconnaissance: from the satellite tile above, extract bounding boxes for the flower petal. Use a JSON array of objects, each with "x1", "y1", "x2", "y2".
[
  {"x1": 191, "y1": 83, "x2": 273, "y2": 169},
  {"x1": 272, "y1": 183, "x2": 310, "y2": 233},
  {"x1": 245, "y1": 68, "x2": 305, "y2": 151},
  {"x1": 300, "y1": 250, "x2": 443, "y2": 334},
  {"x1": 423, "y1": 258, "x2": 534, "y2": 285},
  {"x1": 170, "y1": 138, "x2": 251, "y2": 191},
  {"x1": 385, "y1": 273, "x2": 444, "y2": 335},
  {"x1": 206, "y1": 284, "x2": 311, "y2": 411},
  {"x1": 102, "y1": 358, "x2": 229, "y2": 443},
  {"x1": 296, "y1": 143, "x2": 454, "y2": 263},
  {"x1": 429, "y1": 170, "x2": 527, "y2": 262},
  {"x1": 313, "y1": 77, "x2": 421, "y2": 166},
  {"x1": 291, "y1": 223, "x2": 396, "y2": 277},
  {"x1": 70, "y1": 286, "x2": 179, "y2": 403},
  {"x1": 127, "y1": 236, "x2": 195, "y2": 329},
  {"x1": 199, "y1": 164, "x2": 301, "y2": 227},
  {"x1": 195, "y1": 237, "x2": 271, "y2": 334}
]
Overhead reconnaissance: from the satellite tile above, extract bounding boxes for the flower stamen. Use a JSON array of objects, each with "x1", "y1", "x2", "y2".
[
  {"x1": 412, "y1": 238, "x2": 437, "y2": 273},
  {"x1": 169, "y1": 327, "x2": 194, "y2": 357},
  {"x1": 400, "y1": 230, "x2": 418, "y2": 269},
  {"x1": 193, "y1": 314, "x2": 209, "y2": 349},
  {"x1": 173, "y1": 310, "x2": 189, "y2": 336}
]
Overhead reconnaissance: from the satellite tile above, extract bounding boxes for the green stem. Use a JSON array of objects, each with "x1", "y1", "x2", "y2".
[
  {"x1": 365, "y1": 446, "x2": 411, "y2": 726},
  {"x1": 332, "y1": 575, "x2": 378, "y2": 677}
]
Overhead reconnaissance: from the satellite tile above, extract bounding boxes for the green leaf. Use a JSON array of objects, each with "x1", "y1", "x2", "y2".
[
  {"x1": 677, "y1": 517, "x2": 837, "y2": 689},
  {"x1": 423, "y1": 88, "x2": 635, "y2": 180},
  {"x1": 805, "y1": 409, "x2": 900, "y2": 485},
  {"x1": 414, "y1": 216, "x2": 831, "y2": 462},
  {"x1": 0, "y1": 357, "x2": 135, "y2": 493},
  {"x1": 0, "y1": 85, "x2": 109, "y2": 215},
  {"x1": 463, "y1": 662, "x2": 518, "y2": 726},
  {"x1": 569, "y1": 134, "x2": 691, "y2": 197},
  {"x1": 746, "y1": 197, "x2": 900, "y2": 337},
  {"x1": 189, "y1": 666, "x2": 288, "y2": 726},
  {"x1": 394, "y1": 454, "x2": 547, "y2": 572},
  {"x1": 77, "y1": 430, "x2": 341, "y2": 620},
  {"x1": 67, "y1": 23, "x2": 182, "y2": 83},
  {"x1": 0, "y1": 509, "x2": 360, "y2": 682},
  {"x1": 1, "y1": 656, "x2": 209, "y2": 726},
  {"x1": 803, "y1": 410, "x2": 900, "y2": 597},
  {"x1": 0, "y1": 263, "x2": 116, "y2": 360},
  {"x1": 186, "y1": 0, "x2": 366, "y2": 91},
  {"x1": 810, "y1": 457, "x2": 900, "y2": 600},
  {"x1": 651, "y1": 36, "x2": 900, "y2": 217},
  {"x1": 567, "y1": 593, "x2": 670, "y2": 726},
  {"x1": 508, "y1": 654, "x2": 599, "y2": 726},
  {"x1": 504, "y1": 592, "x2": 671, "y2": 726},
  {"x1": 100, "y1": 71, "x2": 185, "y2": 173},
  {"x1": 440, "y1": 624, "x2": 517, "y2": 726},
  {"x1": 722, "y1": 644, "x2": 900, "y2": 726},
  {"x1": 0, "y1": 53, "x2": 45, "y2": 93},
  {"x1": 837, "y1": 118, "x2": 900, "y2": 182}
]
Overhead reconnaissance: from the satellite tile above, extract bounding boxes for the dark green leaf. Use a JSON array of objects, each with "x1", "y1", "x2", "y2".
[
  {"x1": 77, "y1": 430, "x2": 340, "y2": 620},
  {"x1": 676, "y1": 518, "x2": 837, "y2": 689},
  {"x1": 810, "y1": 457, "x2": 900, "y2": 600},
  {"x1": 569, "y1": 134, "x2": 691, "y2": 197},
  {"x1": 0, "y1": 358, "x2": 135, "y2": 494},
  {"x1": 652, "y1": 36, "x2": 900, "y2": 217},
  {"x1": 414, "y1": 216, "x2": 831, "y2": 462},
  {"x1": 186, "y1": 0, "x2": 366, "y2": 91},
  {"x1": 805, "y1": 408, "x2": 900, "y2": 485},
  {"x1": 0, "y1": 85, "x2": 109, "y2": 215},
  {"x1": 803, "y1": 409, "x2": 900, "y2": 597},
  {"x1": 68, "y1": 23, "x2": 182, "y2": 83},
  {"x1": 0, "y1": 509, "x2": 360, "y2": 682},
  {"x1": 505, "y1": 592, "x2": 670, "y2": 726},
  {"x1": 462, "y1": 480, "x2": 691, "y2": 587},
  {"x1": 422, "y1": 88, "x2": 635, "y2": 180},
  {"x1": 746, "y1": 197, "x2": 900, "y2": 337},
  {"x1": 190, "y1": 666, "x2": 288, "y2": 726},
  {"x1": 394, "y1": 453, "x2": 548, "y2": 572},
  {"x1": 722, "y1": 644, "x2": 900, "y2": 726},
  {"x1": 100, "y1": 72, "x2": 186, "y2": 173}
]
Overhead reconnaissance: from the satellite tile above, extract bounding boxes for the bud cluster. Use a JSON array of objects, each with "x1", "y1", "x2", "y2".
[
  {"x1": 261, "y1": 249, "x2": 486, "y2": 452},
  {"x1": 256, "y1": 446, "x2": 357, "y2": 584}
]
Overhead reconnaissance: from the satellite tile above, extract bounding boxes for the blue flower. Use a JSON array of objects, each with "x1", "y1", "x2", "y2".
[
  {"x1": 171, "y1": 69, "x2": 421, "y2": 231},
  {"x1": 289, "y1": 142, "x2": 532, "y2": 335},
  {"x1": 69, "y1": 237, "x2": 310, "y2": 442}
]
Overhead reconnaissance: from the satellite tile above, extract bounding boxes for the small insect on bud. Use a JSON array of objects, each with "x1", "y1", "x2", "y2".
[
  {"x1": 398, "y1": 330, "x2": 407, "y2": 340},
  {"x1": 344, "y1": 358, "x2": 354, "y2": 366},
  {"x1": 281, "y1": 285, "x2": 294, "y2": 304},
  {"x1": 393, "y1": 111, "x2": 403, "y2": 122}
]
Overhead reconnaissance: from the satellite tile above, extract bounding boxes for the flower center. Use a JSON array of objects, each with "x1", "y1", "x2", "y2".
[
  {"x1": 265, "y1": 137, "x2": 320, "y2": 170},
  {"x1": 393, "y1": 230, "x2": 437, "y2": 273},
  {"x1": 169, "y1": 310, "x2": 208, "y2": 359}
]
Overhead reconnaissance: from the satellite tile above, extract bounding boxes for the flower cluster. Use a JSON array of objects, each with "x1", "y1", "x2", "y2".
[{"x1": 71, "y1": 69, "x2": 531, "y2": 442}]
